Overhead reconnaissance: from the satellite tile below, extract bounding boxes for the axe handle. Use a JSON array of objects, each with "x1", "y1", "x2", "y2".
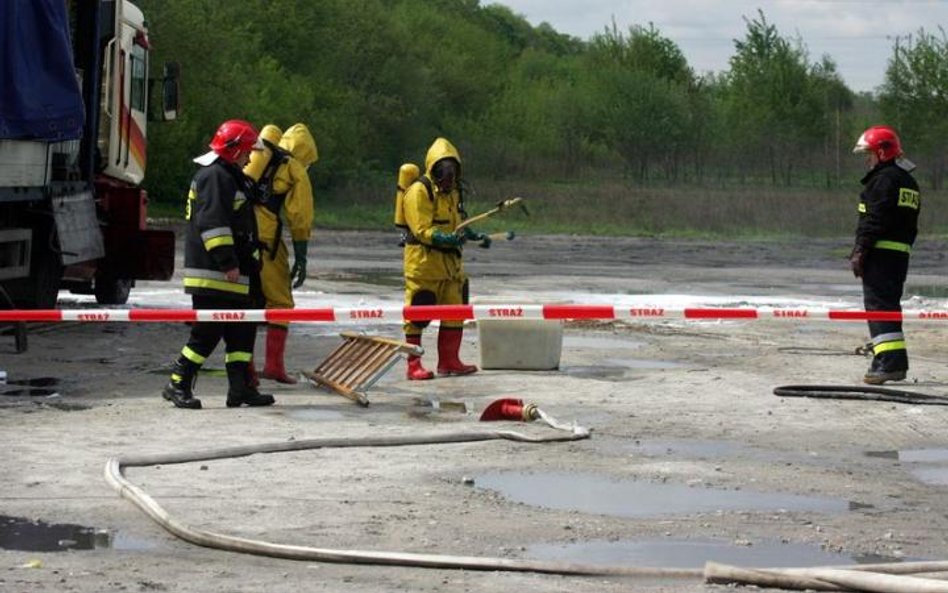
[
  {"x1": 456, "y1": 209, "x2": 499, "y2": 233},
  {"x1": 455, "y1": 198, "x2": 524, "y2": 233}
]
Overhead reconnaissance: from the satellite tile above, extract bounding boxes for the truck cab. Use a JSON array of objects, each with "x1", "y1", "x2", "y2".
[{"x1": 0, "y1": 0, "x2": 179, "y2": 308}]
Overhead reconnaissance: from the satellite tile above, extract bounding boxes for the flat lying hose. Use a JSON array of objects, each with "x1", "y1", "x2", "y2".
[
  {"x1": 774, "y1": 385, "x2": 948, "y2": 406},
  {"x1": 104, "y1": 429, "x2": 700, "y2": 579},
  {"x1": 706, "y1": 561, "x2": 948, "y2": 592},
  {"x1": 776, "y1": 346, "x2": 859, "y2": 357}
]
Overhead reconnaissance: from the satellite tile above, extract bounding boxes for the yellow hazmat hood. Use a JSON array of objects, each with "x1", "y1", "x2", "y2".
[
  {"x1": 424, "y1": 137, "x2": 461, "y2": 177},
  {"x1": 279, "y1": 123, "x2": 318, "y2": 167}
]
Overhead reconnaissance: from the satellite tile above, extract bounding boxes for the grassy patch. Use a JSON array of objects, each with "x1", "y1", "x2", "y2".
[{"x1": 154, "y1": 180, "x2": 948, "y2": 240}]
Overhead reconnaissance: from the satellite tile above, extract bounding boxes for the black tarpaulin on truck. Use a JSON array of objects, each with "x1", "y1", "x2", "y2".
[{"x1": 0, "y1": 0, "x2": 84, "y2": 140}]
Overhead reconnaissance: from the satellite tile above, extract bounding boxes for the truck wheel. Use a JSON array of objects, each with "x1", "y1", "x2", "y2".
[
  {"x1": 28, "y1": 247, "x2": 62, "y2": 309},
  {"x1": 94, "y1": 276, "x2": 132, "y2": 305},
  {"x1": 14, "y1": 322, "x2": 28, "y2": 353}
]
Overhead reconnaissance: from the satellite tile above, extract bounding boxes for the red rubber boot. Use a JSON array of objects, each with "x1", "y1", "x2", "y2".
[
  {"x1": 436, "y1": 327, "x2": 477, "y2": 376},
  {"x1": 260, "y1": 325, "x2": 298, "y2": 384},
  {"x1": 405, "y1": 334, "x2": 434, "y2": 380}
]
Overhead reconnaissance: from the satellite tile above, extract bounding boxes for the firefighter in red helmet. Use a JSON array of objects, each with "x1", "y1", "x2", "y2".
[
  {"x1": 163, "y1": 119, "x2": 275, "y2": 409},
  {"x1": 850, "y1": 125, "x2": 920, "y2": 384}
]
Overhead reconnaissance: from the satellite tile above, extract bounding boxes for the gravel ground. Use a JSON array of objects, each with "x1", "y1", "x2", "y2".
[{"x1": 2, "y1": 229, "x2": 948, "y2": 592}]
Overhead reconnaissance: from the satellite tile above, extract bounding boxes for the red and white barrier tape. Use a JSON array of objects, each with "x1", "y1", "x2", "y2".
[{"x1": 0, "y1": 304, "x2": 946, "y2": 323}]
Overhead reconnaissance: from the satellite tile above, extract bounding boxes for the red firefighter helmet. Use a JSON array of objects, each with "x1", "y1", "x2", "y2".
[
  {"x1": 852, "y1": 125, "x2": 903, "y2": 161},
  {"x1": 194, "y1": 119, "x2": 263, "y2": 165}
]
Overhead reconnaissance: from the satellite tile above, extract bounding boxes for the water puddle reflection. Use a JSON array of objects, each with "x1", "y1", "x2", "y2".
[
  {"x1": 560, "y1": 366, "x2": 629, "y2": 381},
  {"x1": 562, "y1": 336, "x2": 646, "y2": 350},
  {"x1": 0, "y1": 377, "x2": 61, "y2": 397},
  {"x1": 561, "y1": 359, "x2": 685, "y2": 381},
  {"x1": 909, "y1": 467, "x2": 948, "y2": 486},
  {"x1": 0, "y1": 516, "x2": 159, "y2": 552},
  {"x1": 476, "y1": 471, "x2": 849, "y2": 517},
  {"x1": 866, "y1": 448, "x2": 948, "y2": 486}
]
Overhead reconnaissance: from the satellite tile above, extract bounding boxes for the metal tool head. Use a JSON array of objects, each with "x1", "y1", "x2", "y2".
[{"x1": 496, "y1": 197, "x2": 526, "y2": 213}]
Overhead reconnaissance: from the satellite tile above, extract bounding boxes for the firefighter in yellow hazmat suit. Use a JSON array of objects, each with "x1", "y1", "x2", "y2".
[
  {"x1": 243, "y1": 123, "x2": 318, "y2": 384},
  {"x1": 400, "y1": 137, "x2": 490, "y2": 380}
]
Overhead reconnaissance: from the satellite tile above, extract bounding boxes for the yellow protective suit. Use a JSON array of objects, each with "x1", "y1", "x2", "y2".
[
  {"x1": 244, "y1": 123, "x2": 318, "y2": 322},
  {"x1": 402, "y1": 137, "x2": 467, "y2": 334}
]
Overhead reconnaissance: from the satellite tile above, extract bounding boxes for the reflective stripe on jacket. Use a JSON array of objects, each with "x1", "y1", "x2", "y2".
[{"x1": 183, "y1": 159, "x2": 260, "y2": 300}]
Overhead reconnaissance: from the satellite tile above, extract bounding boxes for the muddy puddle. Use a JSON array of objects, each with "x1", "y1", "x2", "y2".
[
  {"x1": 0, "y1": 377, "x2": 61, "y2": 397},
  {"x1": 561, "y1": 358, "x2": 686, "y2": 381},
  {"x1": 475, "y1": 471, "x2": 850, "y2": 517},
  {"x1": 562, "y1": 336, "x2": 646, "y2": 350},
  {"x1": 909, "y1": 467, "x2": 948, "y2": 486},
  {"x1": 411, "y1": 398, "x2": 472, "y2": 413},
  {"x1": 525, "y1": 537, "x2": 903, "y2": 569},
  {"x1": 0, "y1": 515, "x2": 159, "y2": 552},
  {"x1": 867, "y1": 448, "x2": 948, "y2": 486}
]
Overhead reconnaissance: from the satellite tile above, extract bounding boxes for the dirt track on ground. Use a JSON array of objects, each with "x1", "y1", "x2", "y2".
[{"x1": 3, "y1": 229, "x2": 948, "y2": 592}]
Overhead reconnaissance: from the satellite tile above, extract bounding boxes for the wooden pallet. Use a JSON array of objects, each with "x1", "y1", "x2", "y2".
[{"x1": 301, "y1": 332, "x2": 422, "y2": 406}]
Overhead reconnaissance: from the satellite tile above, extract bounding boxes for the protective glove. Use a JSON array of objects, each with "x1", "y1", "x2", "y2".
[
  {"x1": 849, "y1": 245, "x2": 865, "y2": 278},
  {"x1": 432, "y1": 229, "x2": 464, "y2": 249},
  {"x1": 291, "y1": 240, "x2": 308, "y2": 288},
  {"x1": 462, "y1": 227, "x2": 491, "y2": 249}
]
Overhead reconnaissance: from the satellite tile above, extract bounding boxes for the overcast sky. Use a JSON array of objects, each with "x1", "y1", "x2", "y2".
[{"x1": 488, "y1": 0, "x2": 946, "y2": 93}]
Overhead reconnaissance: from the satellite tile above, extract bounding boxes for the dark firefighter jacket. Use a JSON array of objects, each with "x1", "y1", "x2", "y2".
[
  {"x1": 183, "y1": 159, "x2": 260, "y2": 300},
  {"x1": 855, "y1": 160, "x2": 920, "y2": 254}
]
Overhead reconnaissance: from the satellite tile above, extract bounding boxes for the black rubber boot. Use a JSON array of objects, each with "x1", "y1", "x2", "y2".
[
  {"x1": 863, "y1": 351, "x2": 908, "y2": 385},
  {"x1": 162, "y1": 359, "x2": 202, "y2": 409},
  {"x1": 863, "y1": 369, "x2": 907, "y2": 385},
  {"x1": 226, "y1": 364, "x2": 275, "y2": 408}
]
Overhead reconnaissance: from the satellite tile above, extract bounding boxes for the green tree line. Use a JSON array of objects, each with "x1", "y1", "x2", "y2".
[{"x1": 137, "y1": 0, "x2": 948, "y2": 209}]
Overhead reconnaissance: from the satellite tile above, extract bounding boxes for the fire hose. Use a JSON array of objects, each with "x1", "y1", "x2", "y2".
[
  {"x1": 103, "y1": 426, "x2": 700, "y2": 579},
  {"x1": 774, "y1": 342, "x2": 948, "y2": 405},
  {"x1": 774, "y1": 385, "x2": 948, "y2": 405},
  {"x1": 103, "y1": 425, "x2": 948, "y2": 590}
]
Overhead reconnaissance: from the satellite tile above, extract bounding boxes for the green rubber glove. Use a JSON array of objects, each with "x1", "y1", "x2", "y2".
[
  {"x1": 291, "y1": 240, "x2": 308, "y2": 288},
  {"x1": 463, "y1": 228, "x2": 491, "y2": 249},
  {"x1": 432, "y1": 230, "x2": 464, "y2": 248}
]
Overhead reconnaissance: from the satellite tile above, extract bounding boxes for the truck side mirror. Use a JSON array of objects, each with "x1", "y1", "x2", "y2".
[{"x1": 161, "y1": 61, "x2": 180, "y2": 121}]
